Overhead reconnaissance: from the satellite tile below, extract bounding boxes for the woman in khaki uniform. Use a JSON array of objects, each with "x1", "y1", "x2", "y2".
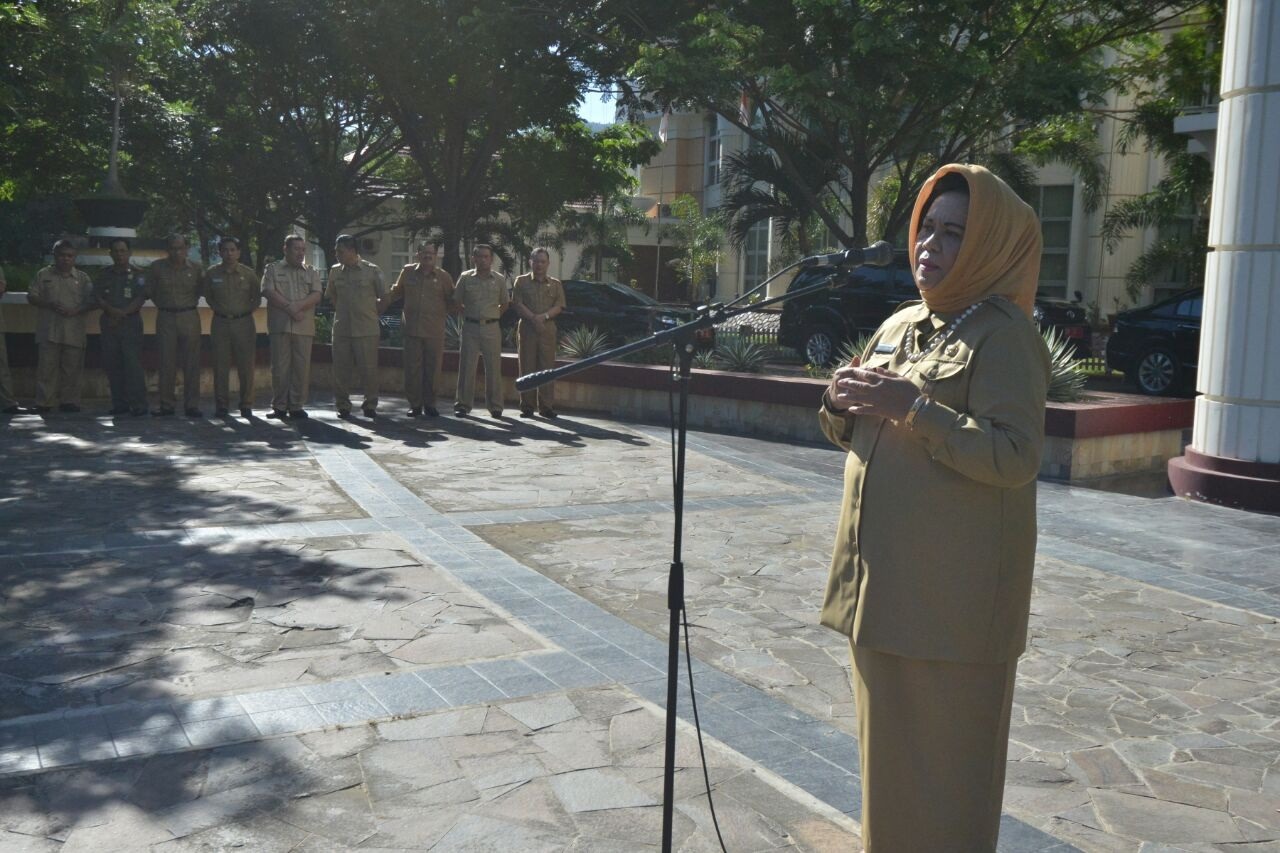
[{"x1": 820, "y1": 164, "x2": 1049, "y2": 852}]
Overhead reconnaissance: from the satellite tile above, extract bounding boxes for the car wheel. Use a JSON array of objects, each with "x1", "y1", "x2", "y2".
[
  {"x1": 802, "y1": 326, "x2": 839, "y2": 367},
  {"x1": 1133, "y1": 346, "x2": 1181, "y2": 395}
]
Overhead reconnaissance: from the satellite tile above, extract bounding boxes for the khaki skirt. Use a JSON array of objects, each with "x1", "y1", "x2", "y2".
[{"x1": 851, "y1": 643, "x2": 1018, "y2": 853}]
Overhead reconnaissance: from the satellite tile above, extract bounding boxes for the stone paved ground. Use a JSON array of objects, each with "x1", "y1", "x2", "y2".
[{"x1": 1, "y1": 399, "x2": 1278, "y2": 852}]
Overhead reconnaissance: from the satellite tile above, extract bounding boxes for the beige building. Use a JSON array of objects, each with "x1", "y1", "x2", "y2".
[{"x1": 621, "y1": 92, "x2": 1206, "y2": 319}]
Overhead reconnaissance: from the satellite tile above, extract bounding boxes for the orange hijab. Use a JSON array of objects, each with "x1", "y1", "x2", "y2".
[{"x1": 908, "y1": 164, "x2": 1042, "y2": 316}]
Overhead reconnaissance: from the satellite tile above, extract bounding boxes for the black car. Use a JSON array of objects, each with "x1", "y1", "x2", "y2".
[
  {"x1": 777, "y1": 253, "x2": 1092, "y2": 365},
  {"x1": 529, "y1": 279, "x2": 715, "y2": 348},
  {"x1": 1105, "y1": 288, "x2": 1202, "y2": 396}
]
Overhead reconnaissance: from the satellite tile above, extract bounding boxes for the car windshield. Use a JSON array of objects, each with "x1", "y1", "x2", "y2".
[{"x1": 598, "y1": 281, "x2": 660, "y2": 306}]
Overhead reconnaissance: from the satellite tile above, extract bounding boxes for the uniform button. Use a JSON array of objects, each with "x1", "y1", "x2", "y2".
[{"x1": 945, "y1": 345, "x2": 958, "y2": 356}]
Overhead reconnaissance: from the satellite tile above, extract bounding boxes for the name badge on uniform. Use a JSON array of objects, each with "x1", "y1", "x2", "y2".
[
  {"x1": 123, "y1": 286, "x2": 132, "y2": 299},
  {"x1": 210, "y1": 275, "x2": 223, "y2": 287},
  {"x1": 873, "y1": 342, "x2": 896, "y2": 355}
]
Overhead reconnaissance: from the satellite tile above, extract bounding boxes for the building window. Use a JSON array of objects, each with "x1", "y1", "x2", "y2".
[
  {"x1": 1033, "y1": 185, "x2": 1073, "y2": 299},
  {"x1": 742, "y1": 219, "x2": 770, "y2": 294},
  {"x1": 704, "y1": 114, "x2": 722, "y2": 187},
  {"x1": 390, "y1": 233, "x2": 412, "y2": 269},
  {"x1": 1153, "y1": 201, "x2": 1199, "y2": 303}
]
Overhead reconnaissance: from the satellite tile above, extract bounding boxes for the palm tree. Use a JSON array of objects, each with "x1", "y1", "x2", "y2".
[
  {"x1": 719, "y1": 132, "x2": 842, "y2": 259},
  {"x1": 557, "y1": 194, "x2": 650, "y2": 281}
]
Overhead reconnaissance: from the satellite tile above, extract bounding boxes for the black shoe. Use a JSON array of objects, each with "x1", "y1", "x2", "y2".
[
  {"x1": 185, "y1": 407, "x2": 203, "y2": 418},
  {"x1": 130, "y1": 408, "x2": 148, "y2": 417},
  {"x1": 109, "y1": 406, "x2": 129, "y2": 416},
  {"x1": 240, "y1": 407, "x2": 253, "y2": 418},
  {"x1": 33, "y1": 406, "x2": 52, "y2": 414},
  {"x1": 153, "y1": 407, "x2": 175, "y2": 417},
  {"x1": 59, "y1": 403, "x2": 81, "y2": 413},
  {"x1": 289, "y1": 409, "x2": 308, "y2": 420},
  {"x1": 424, "y1": 406, "x2": 439, "y2": 418},
  {"x1": 453, "y1": 404, "x2": 469, "y2": 416},
  {"x1": 337, "y1": 409, "x2": 352, "y2": 419},
  {"x1": 215, "y1": 407, "x2": 230, "y2": 417},
  {"x1": 520, "y1": 407, "x2": 535, "y2": 418},
  {"x1": 363, "y1": 407, "x2": 377, "y2": 419},
  {"x1": 539, "y1": 408, "x2": 558, "y2": 419},
  {"x1": 266, "y1": 409, "x2": 288, "y2": 420},
  {"x1": 408, "y1": 407, "x2": 422, "y2": 417},
  {"x1": 489, "y1": 409, "x2": 503, "y2": 419}
]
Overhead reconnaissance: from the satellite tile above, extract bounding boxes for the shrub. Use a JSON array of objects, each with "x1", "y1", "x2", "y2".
[
  {"x1": 711, "y1": 333, "x2": 769, "y2": 373},
  {"x1": 806, "y1": 332, "x2": 873, "y2": 379},
  {"x1": 444, "y1": 314, "x2": 462, "y2": 350},
  {"x1": 559, "y1": 325, "x2": 611, "y2": 359},
  {"x1": 1044, "y1": 326, "x2": 1088, "y2": 402}
]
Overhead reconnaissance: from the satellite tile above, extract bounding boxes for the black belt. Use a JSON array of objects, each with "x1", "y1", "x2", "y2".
[
  {"x1": 465, "y1": 317, "x2": 500, "y2": 324},
  {"x1": 214, "y1": 310, "x2": 255, "y2": 319},
  {"x1": 159, "y1": 305, "x2": 198, "y2": 313}
]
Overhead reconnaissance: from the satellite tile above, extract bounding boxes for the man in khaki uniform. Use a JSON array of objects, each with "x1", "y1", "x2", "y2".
[
  {"x1": 204, "y1": 237, "x2": 261, "y2": 418},
  {"x1": 452, "y1": 243, "x2": 509, "y2": 418},
  {"x1": 93, "y1": 238, "x2": 149, "y2": 416},
  {"x1": 146, "y1": 234, "x2": 204, "y2": 416},
  {"x1": 325, "y1": 234, "x2": 386, "y2": 418},
  {"x1": 0, "y1": 264, "x2": 23, "y2": 414},
  {"x1": 27, "y1": 239, "x2": 95, "y2": 413},
  {"x1": 262, "y1": 234, "x2": 323, "y2": 419},
  {"x1": 381, "y1": 242, "x2": 454, "y2": 417},
  {"x1": 511, "y1": 247, "x2": 565, "y2": 418}
]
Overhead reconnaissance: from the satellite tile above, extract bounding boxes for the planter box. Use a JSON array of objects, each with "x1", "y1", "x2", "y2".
[{"x1": 1, "y1": 292, "x2": 1192, "y2": 485}]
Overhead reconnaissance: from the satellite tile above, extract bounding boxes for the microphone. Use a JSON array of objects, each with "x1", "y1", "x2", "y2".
[{"x1": 801, "y1": 240, "x2": 894, "y2": 268}]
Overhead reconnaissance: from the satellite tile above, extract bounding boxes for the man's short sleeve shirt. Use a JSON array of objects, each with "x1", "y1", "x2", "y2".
[
  {"x1": 262, "y1": 261, "x2": 322, "y2": 335},
  {"x1": 31, "y1": 266, "x2": 94, "y2": 346},
  {"x1": 204, "y1": 263, "x2": 261, "y2": 317}
]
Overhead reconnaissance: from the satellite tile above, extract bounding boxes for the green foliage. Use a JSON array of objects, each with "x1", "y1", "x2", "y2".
[
  {"x1": 692, "y1": 349, "x2": 718, "y2": 369},
  {"x1": 629, "y1": 0, "x2": 1197, "y2": 247},
  {"x1": 663, "y1": 195, "x2": 726, "y2": 303},
  {"x1": 807, "y1": 333, "x2": 874, "y2": 380},
  {"x1": 1098, "y1": 3, "x2": 1221, "y2": 301},
  {"x1": 1044, "y1": 327, "x2": 1088, "y2": 402},
  {"x1": 558, "y1": 193, "x2": 652, "y2": 281},
  {"x1": 501, "y1": 122, "x2": 658, "y2": 256},
  {"x1": 444, "y1": 314, "x2": 462, "y2": 350},
  {"x1": 314, "y1": 313, "x2": 334, "y2": 345},
  {"x1": 559, "y1": 325, "x2": 611, "y2": 359},
  {"x1": 720, "y1": 132, "x2": 841, "y2": 258},
  {"x1": 709, "y1": 333, "x2": 768, "y2": 373}
]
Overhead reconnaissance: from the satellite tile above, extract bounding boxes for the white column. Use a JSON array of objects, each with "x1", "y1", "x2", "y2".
[{"x1": 1192, "y1": 0, "x2": 1280, "y2": 466}]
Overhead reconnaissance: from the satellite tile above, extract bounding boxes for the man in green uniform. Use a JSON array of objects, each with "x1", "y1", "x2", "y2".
[
  {"x1": 204, "y1": 236, "x2": 261, "y2": 418},
  {"x1": 262, "y1": 235, "x2": 323, "y2": 419},
  {"x1": 27, "y1": 240, "x2": 95, "y2": 413},
  {"x1": 381, "y1": 242, "x2": 454, "y2": 417},
  {"x1": 93, "y1": 238, "x2": 149, "y2": 416},
  {"x1": 511, "y1": 247, "x2": 566, "y2": 418},
  {"x1": 452, "y1": 243, "x2": 509, "y2": 418},
  {"x1": 0, "y1": 264, "x2": 23, "y2": 414},
  {"x1": 146, "y1": 234, "x2": 204, "y2": 416},
  {"x1": 325, "y1": 234, "x2": 386, "y2": 418}
]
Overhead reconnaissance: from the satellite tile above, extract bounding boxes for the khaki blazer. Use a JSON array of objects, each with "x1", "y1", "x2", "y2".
[
  {"x1": 819, "y1": 298, "x2": 1049, "y2": 664},
  {"x1": 327, "y1": 258, "x2": 386, "y2": 338},
  {"x1": 386, "y1": 264, "x2": 454, "y2": 339}
]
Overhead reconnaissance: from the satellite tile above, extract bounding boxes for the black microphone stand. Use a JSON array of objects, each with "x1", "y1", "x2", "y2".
[{"x1": 515, "y1": 259, "x2": 880, "y2": 852}]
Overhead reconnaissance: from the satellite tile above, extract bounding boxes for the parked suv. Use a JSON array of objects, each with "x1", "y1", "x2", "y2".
[
  {"x1": 1105, "y1": 288, "x2": 1202, "y2": 396},
  {"x1": 777, "y1": 253, "x2": 1091, "y2": 365}
]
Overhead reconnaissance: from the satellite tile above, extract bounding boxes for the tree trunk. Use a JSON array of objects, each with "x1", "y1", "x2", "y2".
[{"x1": 103, "y1": 85, "x2": 125, "y2": 196}]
